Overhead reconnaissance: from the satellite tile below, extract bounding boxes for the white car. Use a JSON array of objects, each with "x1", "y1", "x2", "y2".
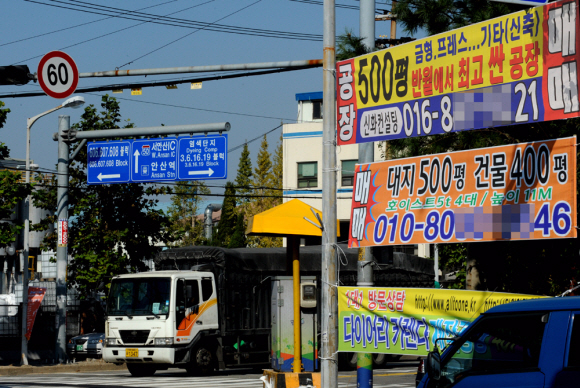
[{"x1": 67, "y1": 333, "x2": 105, "y2": 359}]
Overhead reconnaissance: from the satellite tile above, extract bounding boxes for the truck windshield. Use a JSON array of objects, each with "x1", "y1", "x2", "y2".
[
  {"x1": 107, "y1": 277, "x2": 171, "y2": 317},
  {"x1": 438, "y1": 312, "x2": 548, "y2": 387}
]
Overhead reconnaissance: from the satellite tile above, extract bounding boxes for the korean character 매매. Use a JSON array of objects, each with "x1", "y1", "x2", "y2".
[
  {"x1": 474, "y1": 155, "x2": 490, "y2": 189},
  {"x1": 553, "y1": 153, "x2": 568, "y2": 184},
  {"x1": 490, "y1": 153, "x2": 507, "y2": 188}
]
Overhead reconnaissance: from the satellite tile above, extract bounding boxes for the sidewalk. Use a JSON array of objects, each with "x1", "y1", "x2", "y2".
[{"x1": 0, "y1": 359, "x2": 126, "y2": 376}]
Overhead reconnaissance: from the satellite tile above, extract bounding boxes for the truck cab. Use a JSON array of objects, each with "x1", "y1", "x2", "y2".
[
  {"x1": 419, "y1": 296, "x2": 580, "y2": 388},
  {"x1": 103, "y1": 271, "x2": 218, "y2": 376}
]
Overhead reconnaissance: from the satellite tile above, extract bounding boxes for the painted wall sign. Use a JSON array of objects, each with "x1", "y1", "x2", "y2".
[
  {"x1": 337, "y1": 0, "x2": 580, "y2": 145},
  {"x1": 348, "y1": 137, "x2": 577, "y2": 247},
  {"x1": 338, "y1": 287, "x2": 543, "y2": 355}
]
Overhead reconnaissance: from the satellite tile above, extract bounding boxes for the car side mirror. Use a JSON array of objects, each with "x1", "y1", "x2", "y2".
[{"x1": 426, "y1": 351, "x2": 441, "y2": 380}]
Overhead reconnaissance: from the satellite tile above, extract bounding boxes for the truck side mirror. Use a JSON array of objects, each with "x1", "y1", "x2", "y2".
[{"x1": 426, "y1": 351, "x2": 441, "y2": 380}]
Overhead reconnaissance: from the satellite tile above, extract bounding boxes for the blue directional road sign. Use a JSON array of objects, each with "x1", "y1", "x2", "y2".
[
  {"x1": 178, "y1": 135, "x2": 227, "y2": 180},
  {"x1": 87, "y1": 141, "x2": 132, "y2": 184},
  {"x1": 131, "y1": 138, "x2": 178, "y2": 182}
]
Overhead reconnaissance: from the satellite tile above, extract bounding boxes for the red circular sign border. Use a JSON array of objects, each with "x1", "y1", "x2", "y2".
[{"x1": 37, "y1": 51, "x2": 79, "y2": 99}]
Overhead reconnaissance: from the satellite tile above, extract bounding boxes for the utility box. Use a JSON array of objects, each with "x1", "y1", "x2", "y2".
[{"x1": 271, "y1": 276, "x2": 318, "y2": 372}]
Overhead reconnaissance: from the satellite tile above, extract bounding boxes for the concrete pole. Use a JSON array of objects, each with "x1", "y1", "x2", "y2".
[
  {"x1": 358, "y1": 1, "x2": 375, "y2": 386},
  {"x1": 56, "y1": 115, "x2": 70, "y2": 363},
  {"x1": 20, "y1": 124, "x2": 31, "y2": 366},
  {"x1": 322, "y1": 0, "x2": 338, "y2": 387}
]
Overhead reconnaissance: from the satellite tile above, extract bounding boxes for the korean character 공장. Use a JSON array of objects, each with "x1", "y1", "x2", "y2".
[
  {"x1": 338, "y1": 63, "x2": 354, "y2": 100},
  {"x1": 437, "y1": 37, "x2": 447, "y2": 58},
  {"x1": 395, "y1": 290, "x2": 406, "y2": 311},
  {"x1": 445, "y1": 65, "x2": 454, "y2": 91},
  {"x1": 464, "y1": 193, "x2": 478, "y2": 207},
  {"x1": 415, "y1": 43, "x2": 424, "y2": 65},
  {"x1": 510, "y1": 46, "x2": 524, "y2": 80},
  {"x1": 412, "y1": 68, "x2": 422, "y2": 97},
  {"x1": 395, "y1": 57, "x2": 409, "y2": 98},
  {"x1": 472, "y1": 55, "x2": 484, "y2": 86},
  {"x1": 424, "y1": 40, "x2": 433, "y2": 62},
  {"x1": 553, "y1": 153, "x2": 568, "y2": 184},
  {"x1": 423, "y1": 66, "x2": 433, "y2": 96},
  {"x1": 457, "y1": 32, "x2": 468, "y2": 53},
  {"x1": 490, "y1": 191, "x2": 505, "y2": 206},
  {"x1": 510, "y1": 16, "x2": 521, "y2": 42},
  {"x1": 525, "y1": 41, "x2": 539, "y2": 77},
  {"x1": 474, "y1": 155, "x2": 490, "y2": 189},
  {"x1": 493, "y1": 21, "x2": 505, "y2": 44},
  {"x1": 453, "y1": 163, "x2": 466, "y2": 191},
  {"x1": 387, "y1": 165, "x2": 402, "y2": 197},
  {"x1": 490, "y1": 153, "x2": 507, "y2": 189},
  {"x1": 489, "y1": 44, "x2": 505, "y2": 84},
  {"x1": 433, "y1": 66, "x2": 444, "y2": 93},
  {"x1": 458, "y1": 57, "x2": 470, "y2": 89},
  {"x1": 447, "y1": 33, "x2": 457, "y2": 56},
  {"x1": 338, "y1": 104, "x2": 356, "y2": 142}
]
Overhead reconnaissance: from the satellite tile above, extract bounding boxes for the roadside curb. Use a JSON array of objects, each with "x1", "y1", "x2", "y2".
[{"x1": 0, "y1": 362, "x2": 126, "y2": 376}]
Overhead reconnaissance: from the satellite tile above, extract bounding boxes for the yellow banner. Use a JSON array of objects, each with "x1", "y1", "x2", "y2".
[{"x1": 338, "y1": 287, "x2": 544, "y2": 355}]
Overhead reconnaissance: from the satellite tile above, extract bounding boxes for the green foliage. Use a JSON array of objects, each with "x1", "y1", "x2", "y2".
[
  {"x1": 436, "y1": 243, "x2": 468, "y2": 289},
  {"x1": 0, "y1": 101, "x2": 33, "y2": 250},
  {"x1": 33, "y1": 95, "x2": 172, "y2": 297},
  {"x1": 336, "y1": 29, "x2": 371, "y2": 60},
  {"x1": 228, "y1": 213, "x2": 247, "y2": 248},
  {"x1": 166, "y1": 180, "x2": 210, "y2": 247},
  {"x1": 235, "y1": 143, "x2": 253, "y2": 206},
  {"x1": 213, "y1": 182, "x2": 237, "y2": 247},
  {"x1": 393, "y1": 0, "x2": 520, "y2": 36}
]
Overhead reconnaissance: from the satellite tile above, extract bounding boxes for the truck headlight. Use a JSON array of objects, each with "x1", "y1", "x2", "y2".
[
  {"x1": 105, "y1": 338, "x2": 117, "y2": 347},
  {"x1": 154, "y1": 338, "x2": 173, "y2": 346}
]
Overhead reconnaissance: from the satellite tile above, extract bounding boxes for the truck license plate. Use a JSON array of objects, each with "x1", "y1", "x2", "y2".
[
  {"x1": 76, "y1": 345, "x2": 83, "y2": 351},
  {"x1": 125, "y1": 348, "x2": 138, "y2": 358}
]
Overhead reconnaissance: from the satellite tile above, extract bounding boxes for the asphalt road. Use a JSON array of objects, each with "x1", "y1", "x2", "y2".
[{"x1": 0, "y1": 360, "x2": 419, "y2": 388}]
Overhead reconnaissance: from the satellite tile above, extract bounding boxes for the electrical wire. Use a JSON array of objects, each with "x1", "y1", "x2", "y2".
[
  {"x1": 0, "y1": 0, "x2": 178, "y2": 48},
  {"x1": 117, "y1": 0, "x2": 262, "y2": 69}
]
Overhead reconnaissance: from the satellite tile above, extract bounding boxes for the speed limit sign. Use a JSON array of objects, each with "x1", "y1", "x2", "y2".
[{"x1": 37, "y1": 51, "x2": 79, "y2": 99}]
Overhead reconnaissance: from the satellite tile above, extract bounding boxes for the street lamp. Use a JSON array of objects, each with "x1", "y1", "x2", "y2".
[{"x1": 21, "y1": 96, "x2": 84, "y2": 366}]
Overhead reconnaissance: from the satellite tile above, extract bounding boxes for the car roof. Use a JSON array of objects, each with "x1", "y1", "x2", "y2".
[{"x1": 486, "y1": 296, "x2": 580, "y2": 314}]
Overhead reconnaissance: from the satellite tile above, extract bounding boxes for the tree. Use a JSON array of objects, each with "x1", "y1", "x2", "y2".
[
  {"x1": 269, "y1": 133, "x2": 283, "y2": 206},
  {"x1": 0, "y1": 101, "x2": 32, "y2": 250},
  {"x1": 228, "y1": 214, "x2": 247, "y2": 248},
  {"x1": 166, "y1": 180, "x2": 210, "y2": 247},
  {"x1": 246, "y1": 135, "x2": 281, "y2": 248},
  {"x1": 393, "y1": 0, "x2": 520, "y2": 36},
  {"x1": 235, "y1": 143, "x2": 253, "y2": 208},
  {"x1": 213, "y1": 182, "x2": 237, "y2": 247},
  {"x1": 33, "y1": 95, "x2": 172, "y2": 297}
]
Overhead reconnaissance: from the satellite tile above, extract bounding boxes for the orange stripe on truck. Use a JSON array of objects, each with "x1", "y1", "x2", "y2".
[{"x1": 176, "y1": 298, "x2": 217, "y2": 336}]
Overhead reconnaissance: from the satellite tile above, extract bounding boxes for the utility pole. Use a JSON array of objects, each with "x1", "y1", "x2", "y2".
[
  {"x1": 358, "y1": 1, "x2": 376, "y2": 387},
  {"x1": 321, "y1": 0, "x2": 338, "y2": 387},
  {"x1": 52, "y1": 122, "x2": 230, "y2": 362},
  {"x1": 55, "y1": 116, "x2": 70, "y2": 362}
]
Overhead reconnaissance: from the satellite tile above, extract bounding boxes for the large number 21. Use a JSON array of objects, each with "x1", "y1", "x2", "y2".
[{"x1": 515, "y1": 80, "x2": 538, "y2": 123}]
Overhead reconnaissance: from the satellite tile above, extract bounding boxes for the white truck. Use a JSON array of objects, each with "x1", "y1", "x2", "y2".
[{"x1": 102, "y1": 246, "x2": 435, "y2": 376}]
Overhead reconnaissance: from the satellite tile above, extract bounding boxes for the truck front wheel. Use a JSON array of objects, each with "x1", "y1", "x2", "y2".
[
  {"x1": 127, "y1": 363, "x2": 156, "y2": 377},
  {"x1": 186, "y1": 346, "x2": 216, "y2": 375}
]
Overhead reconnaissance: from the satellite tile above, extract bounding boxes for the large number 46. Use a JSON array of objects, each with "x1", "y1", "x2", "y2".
[{"x1": 534, "y1": 201, "x2": 572, "y2": 236}]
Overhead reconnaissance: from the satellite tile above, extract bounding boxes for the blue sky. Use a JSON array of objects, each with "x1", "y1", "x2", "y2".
[{"x1": 1, "y1": 0, "x2": 420, "y2": 207}]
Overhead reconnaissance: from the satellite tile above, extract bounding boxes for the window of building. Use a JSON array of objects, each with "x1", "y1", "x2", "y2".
[
  {"x1": 341, "y1": 160, "x2": 357, "y2": 186},
  {"x1": 312, "y1": 100, "x2": 323, "y2": 120},
  {"x1": 298, "y1": 162, "x2": 318, "y2": 188}
]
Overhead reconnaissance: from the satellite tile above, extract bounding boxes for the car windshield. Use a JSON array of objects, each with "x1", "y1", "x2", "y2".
[{"x1": 107, "y1": 277, "x2": 171, "y2": 317}]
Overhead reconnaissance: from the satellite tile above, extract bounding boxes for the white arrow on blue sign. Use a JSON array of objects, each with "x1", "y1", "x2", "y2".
[{"x1": 87, "y1": 134, "x2": 227, "y2": 185}]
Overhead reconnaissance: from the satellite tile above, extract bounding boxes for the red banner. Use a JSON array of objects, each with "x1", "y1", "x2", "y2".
[{"x1": 26, "y1": 287, "x2": 46, "y2": 341}]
